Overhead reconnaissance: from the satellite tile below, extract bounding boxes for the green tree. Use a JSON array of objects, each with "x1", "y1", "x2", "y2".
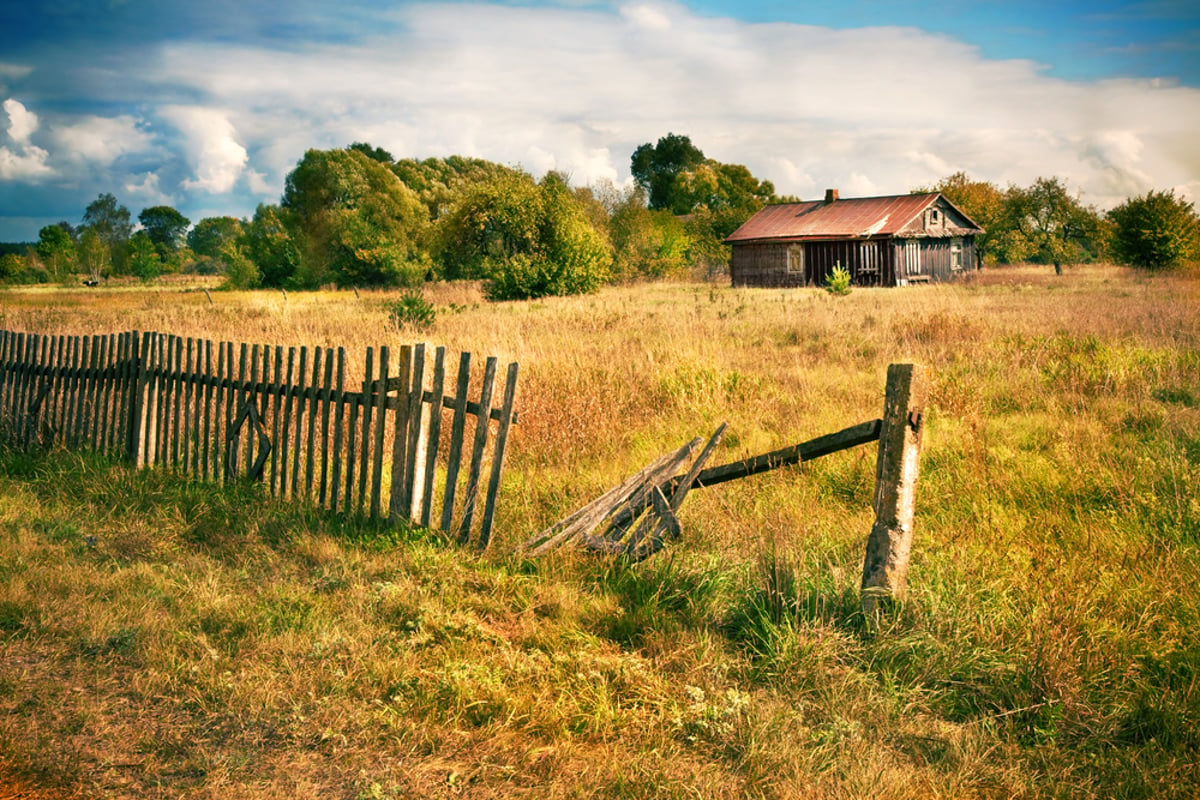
[
  {"x1": 138, "y1": 205, "x2": 191, "y2": 259},
  {"x1": 36, "y1": 224, "x2": 77, "y2": 280},
  {"x1": 393, "y1": 156, "x2": 523, "y2": 221},
  {"x1": 608, "y1": 185, "x2": 690, "y2": 281},
  {"x1": 81, "y1": 193, "x2": 133, "y2": 274},
  {"x1": 282, "y1": 147, "x2": 430, "y2": 287},
  {"x1": 240, "y1": 204, "x2": 297, "y2": 288},
  {"x1": 348, "y1": 141, "x2": 395, "y2": 164},
  {"x1": 1003, "y1": 177, "x2": 1102, "y2": 274},
  {"x1": 1107, "y1": 190, "x2": 1200, "y2": 270},
  {"x1": 631, "y1": 133, "x2": 706, "y2": 212},
  {"x1": 188, "y1": 216, "x2": 244, "y2": 258},
  {"x1": 434, "y1": 171, "x2": 610, "y2": 299},
  {"x1": 128, "y1": 231, "x2": 161, "y2": 281},
  {"x1": 78, "y1": 228, "x2": 111, "y2": 278}
]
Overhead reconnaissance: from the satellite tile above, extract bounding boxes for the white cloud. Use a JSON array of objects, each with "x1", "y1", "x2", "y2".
[
  {"x1": 3, "y1": 98, "x2": 38, "y2": 143},
  {"x1": 3, "y1": 1, "x2": 1193, "y2": 231},
  {"x1": 0, "y1": 99, "x2": 52, "y2": 181},
  {"x1": 159, "y1": 106, "x2": 248, "y2": 193},
  {"x1": 0, "y1": 143, "x2": 53, "y2": 180},
  {"x1": 139, "y1": 3, "x2": 1200, "y2": 211},
  {"x1": 51, "y1": 115, "x2": 154, "y2": 166}
]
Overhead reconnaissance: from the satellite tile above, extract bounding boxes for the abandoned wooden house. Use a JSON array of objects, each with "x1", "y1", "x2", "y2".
[{"x1": 726, "y1": 190, "x2": 985, "y2": 288}]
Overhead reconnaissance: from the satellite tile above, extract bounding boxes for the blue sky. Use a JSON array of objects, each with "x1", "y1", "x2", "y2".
[{"x1": 1, "y1": 0, "x2": 1198, "y2": 242}]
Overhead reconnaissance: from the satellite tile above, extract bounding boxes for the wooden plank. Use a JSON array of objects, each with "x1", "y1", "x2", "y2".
[
  {"x1": 228, "y1": 342, "x2": 248, "y2": 479},
  {"x1": 403, "y1": 344, "x2": 427, "y2": 520},
  {"x1": 69, "y1": 336, "x2": 86, "y2": 448},
  {"x1": 156, "y1": 334, "x2": 172, "y2": 467},
  {"x1": 10, "y1": 331, "x2": 24, "y2": 441},
  {"x1": 0, "y1": 332, "x2": 13, "y2": 435},
  {"x1": 211, "y1": 342, "x2": 227, "y2": 480},
  {"x1": 99, "y1": 333, "x2": 116, "y2": 452},
  {"x1": 268, "y1": 345, "x2": 284, "y2": 494},
  {"x1": 369, "y1": 346, "x2": 390, "y2": 519},
  {"x1": 0, "y1": 331, "x2": 10, "y2": 427},
  {"x1": 624, "y1": 424, "x2": 727, "y2": 561},
  {"x1": 171, "y1": 336, "x2": 185, "y2": 468},
  {"x1": 419, "y1": 347, "x2": 447, "y2": 527},
  {"x1": 29, "y1": 335, "x2": 50, "y2": 448},
  {"x1": 201, "y1": 339, "x2": 215, "y2": 480},
  {"x1": 356, "y1": 347, "x2": 374, "y2": 515},
  {"x1": 78, "y1": 335, "x2": 93, "y2": 448},
  {"x1": 330, "y1": 348, "x2": 346, "y2": 512},
  {"x1": 388, "y1": 345, "x2": 415, "y2": 522},
  {"x1": 457, "y1": 356, "x2": 498, "y2": 543},
  {"x1": 89, "y1": 335, "x2": 107, "y2": 451},
  {"x1": 245, "y1": 344, "x2": 262, "y2": 477},
  {"x1": 279, "y1": 347, "x2": 296, "y2": 494},
  {"x1": 439, "y1": 352, "x2": 472, "y2": 533},
  {"x1": 519, "y1": 449, "x2": 688, "y2": 556},
  {"x1": 862, "y1": 364, "x2": 929, "y2": 614},
  {"x1": 181, "y1": 338, "x2": 195, "y2": 472},
  {"x1": 128, "y1": 332, "x2": 149, "y2": 466},
  {"x1": 305, "y1": 346, "x2": 322, "y2": 496},
  {"x1": 345, "y1": 351, "x2": 361, "y2": 514},
  {"x1": 683, "y1": 418, "x2": 883, "y2": 490},
  {"x1": 478, "y1": 361, "x2": 519, "y2": 549},
  {"x1": 290, "y1": 347, "x2": 308, "y2": 496},
  {"x1": 318, "y1": 348, "x2": 335, "y2": 507}
]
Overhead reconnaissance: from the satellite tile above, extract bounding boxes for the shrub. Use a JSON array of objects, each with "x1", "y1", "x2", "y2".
[
  {"x1": 387, "y1": 290, "x2": 436, "y2": 331},
  {"x1": 825, "y1": 264, "x2": 852, "y2": 295}
]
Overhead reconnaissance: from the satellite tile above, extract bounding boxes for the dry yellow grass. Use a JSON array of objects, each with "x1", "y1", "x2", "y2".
[{"x1": 1, "y1": 263, "x2": 1198, "y2": 799}]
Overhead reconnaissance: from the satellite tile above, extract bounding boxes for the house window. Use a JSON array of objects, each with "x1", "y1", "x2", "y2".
[
  {"x1": 950, "y1": 238, "x2": 963, "y2": 270},
  {"x1": 928, "y1": 208, "x2": 941, "y2": 226},
  {"x1": 859, "y1": 241, "x2": 880, "y2": 273},
  {"x1": 787, "y1": 244, "x2": 804, "y2": 274}
]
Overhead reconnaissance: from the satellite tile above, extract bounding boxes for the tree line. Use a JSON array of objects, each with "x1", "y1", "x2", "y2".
[
  {"x1": 2, "y1": 134, "x2": 1196, "y2": 298},
  {"x1": 914, "y1": 172, "x2": 1200, "y2": 274}
]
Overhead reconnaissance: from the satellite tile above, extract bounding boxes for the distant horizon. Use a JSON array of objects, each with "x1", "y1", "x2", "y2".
[{"x1": 3, "y1": 0, "x2": 1198, "y2": 242}]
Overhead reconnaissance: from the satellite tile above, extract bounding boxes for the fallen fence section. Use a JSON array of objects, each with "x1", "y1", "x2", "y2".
[
  {"x1": 0, "y1": 330, "x2": 518, "y2": 549},
  {"x1": 521, "y1": 362, "x2": 929, "y2": 615}
]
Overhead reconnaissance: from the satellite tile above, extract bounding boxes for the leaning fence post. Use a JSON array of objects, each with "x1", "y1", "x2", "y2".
[{"x1": 861, "y1": 363, "x2": 929, "y2": 615}]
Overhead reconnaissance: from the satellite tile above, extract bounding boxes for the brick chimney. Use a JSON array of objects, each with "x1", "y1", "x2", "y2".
[{"x1": 824, "y1": 188, "x2": 839, "y2": 204}]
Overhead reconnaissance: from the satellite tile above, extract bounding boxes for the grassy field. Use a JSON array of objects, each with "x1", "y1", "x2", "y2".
[{"x1": 1, "y1": 264, "x2": 1198, "y2": 798}]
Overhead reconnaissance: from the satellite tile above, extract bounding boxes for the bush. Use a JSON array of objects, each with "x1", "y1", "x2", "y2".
[
  {"x1": 825, "y1": 264, "x2": 852, "y2": 295},
  {"x1": 387, "y1": 290, "x2": 436, "y2": 331}
]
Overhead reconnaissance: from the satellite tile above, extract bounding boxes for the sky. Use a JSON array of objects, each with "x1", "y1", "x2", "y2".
[{"x1": 1, "y1": 0, "x2": 1199, "y2": 242}]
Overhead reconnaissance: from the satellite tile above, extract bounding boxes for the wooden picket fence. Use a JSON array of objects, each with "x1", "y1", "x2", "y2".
[{"x1": 0, "y1": 329, "x2": 519, "y2": 548}]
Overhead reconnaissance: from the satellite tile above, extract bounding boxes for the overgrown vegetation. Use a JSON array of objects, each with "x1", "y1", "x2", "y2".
[
  {"x1": 9, "y1": 135, "x2": 1195, "y2": 298},
  {"x1": 1, "y1": 264, "x2": 1197, "y2": 798}
]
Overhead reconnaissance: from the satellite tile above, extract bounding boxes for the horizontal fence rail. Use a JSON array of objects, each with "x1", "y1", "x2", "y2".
[{"x1": 0, "y1": 330, "x2": 519, "y2": 547}]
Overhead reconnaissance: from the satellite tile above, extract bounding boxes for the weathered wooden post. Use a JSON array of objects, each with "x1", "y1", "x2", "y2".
[{"x1": 861, "y1": 363, "x2": 929, "y2": 615}]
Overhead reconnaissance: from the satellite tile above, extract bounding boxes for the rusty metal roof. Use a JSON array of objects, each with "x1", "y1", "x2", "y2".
[{"x1": 726, "y1": 192, "x2": 982, "y2": 243}]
